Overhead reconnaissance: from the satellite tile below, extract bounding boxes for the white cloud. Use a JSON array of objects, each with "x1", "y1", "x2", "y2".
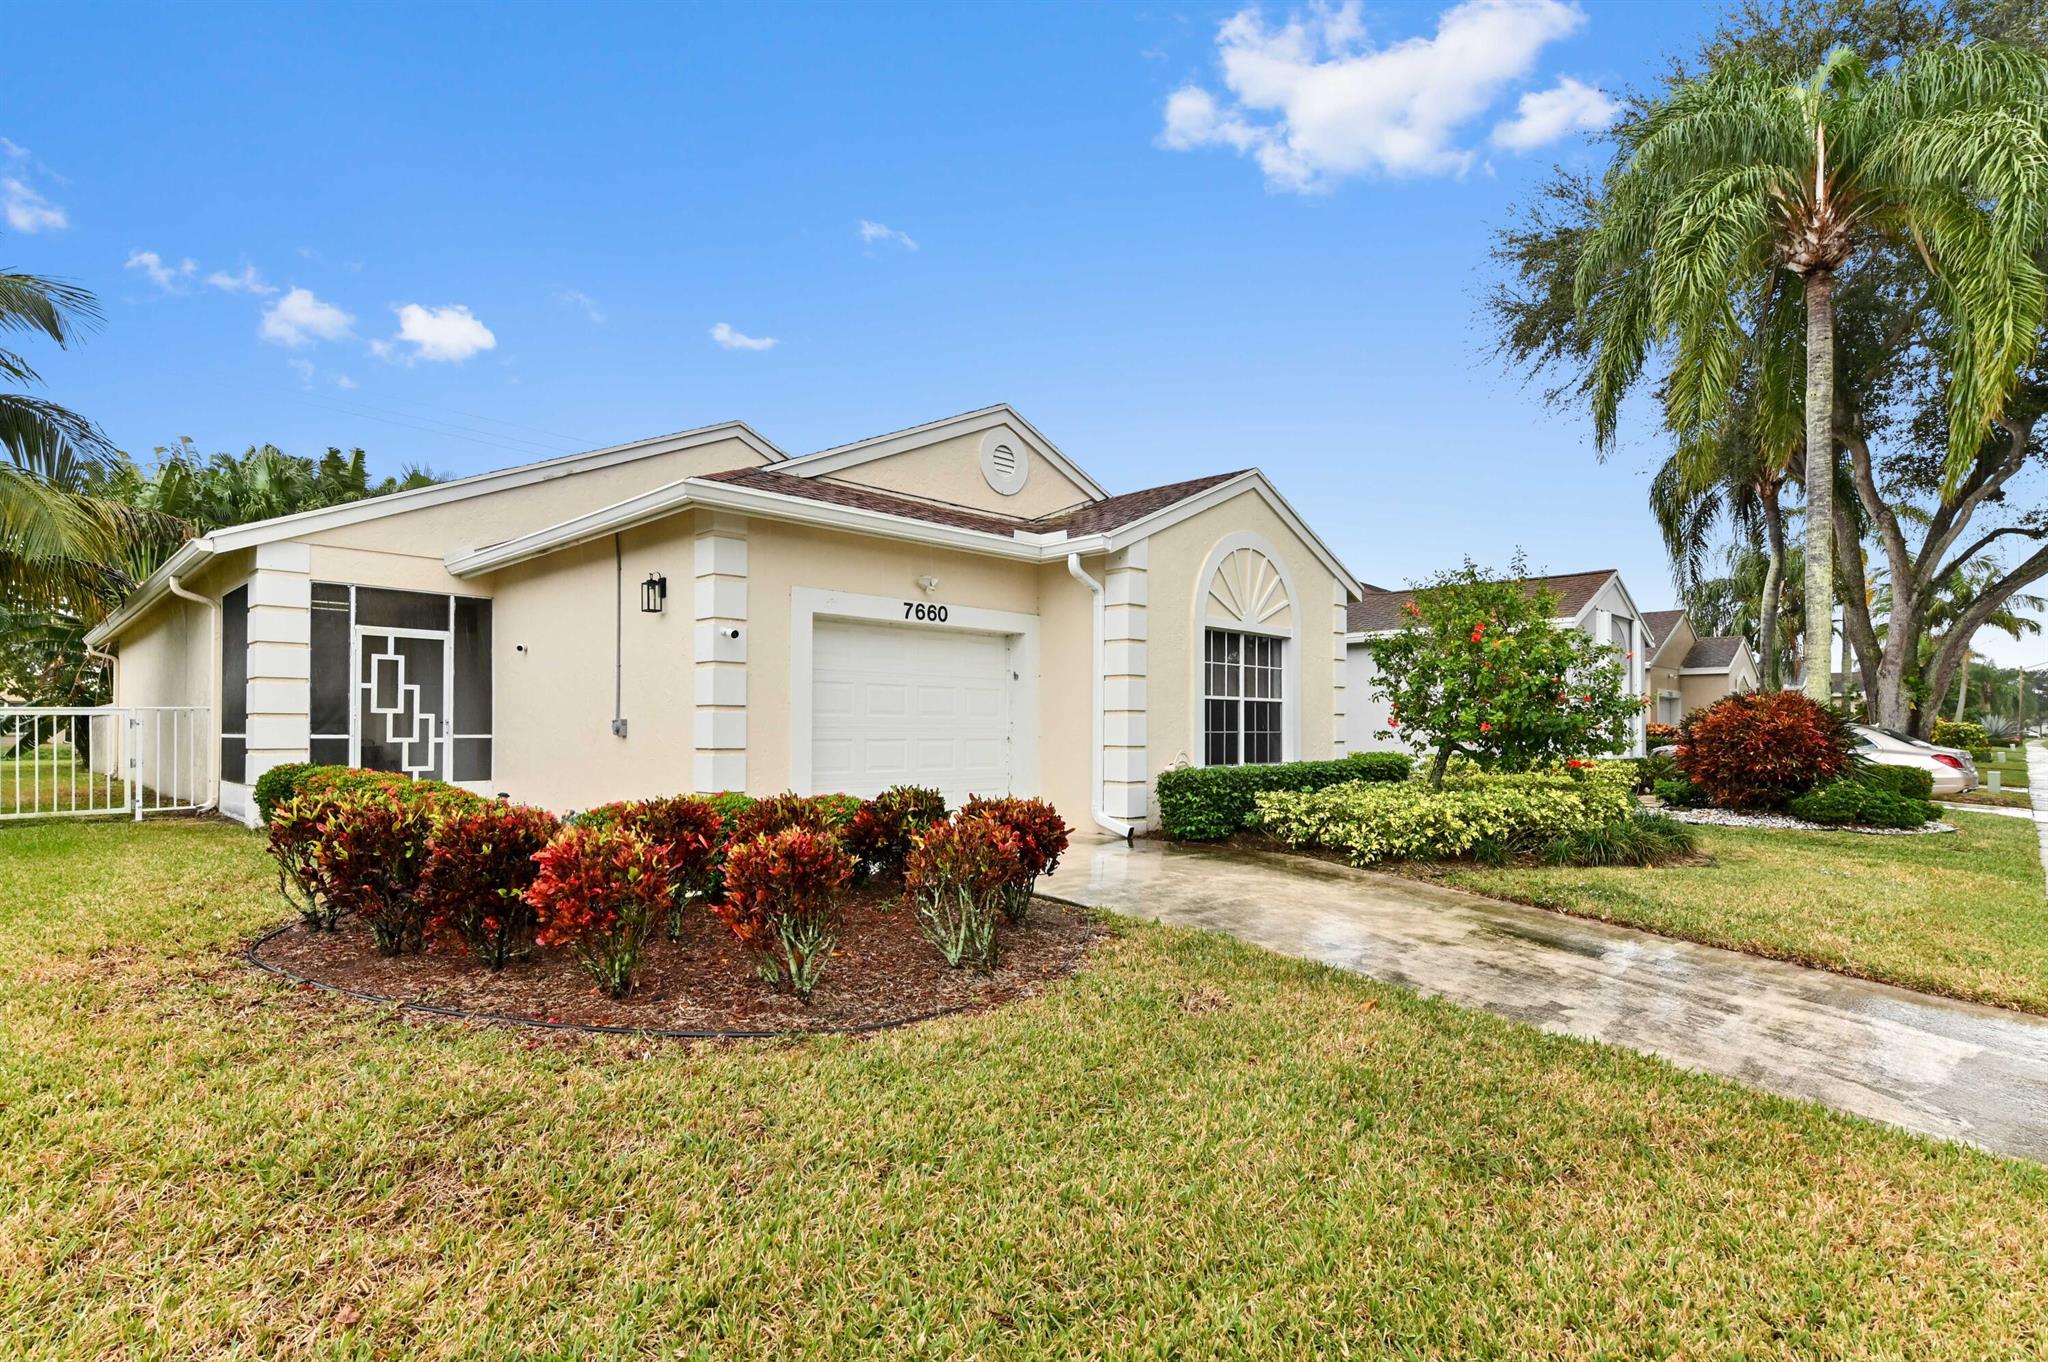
[
  {"x1": 4, "y1": 176, "x2": 66, "y2": 232},
  {"x1": 287, "y1": 357, "x2": 315, "y2": 387},
  {"x1": 0, "y1": 138, "x2": 27, "y2": 163},
  {"x1": 857, "y1": 220, "x2": 919, "y2": 251},
  {"x1": 385, "y1": 302, "x2": 497, "y2": 363},
  {"x1": 125, "y1": 250, "x2": 196, "y2": 292},
  {"x1": 260, "y1": 287, "x2": 355, "y2": 347},
  {"x1": 709, "y1": 321, "x2": 777, "y2": 351},
  {"x1": 333, "y1": 374, "x2": 358, "y2": 389},
  {"x1": 1161, "y1": 0, "x2": 1590, "y2": 189},
  {"x1": 1490, "y1": 75, "x2": 1615, "y2": 149},
  {"x1": 554, "y1": 288, "x2": 605, "y2": 323},
  {"x1": 205, "y1": 264, "x2": 277, "y2": 296}
]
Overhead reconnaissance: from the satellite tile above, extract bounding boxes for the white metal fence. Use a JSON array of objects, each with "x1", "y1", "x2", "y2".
[{"x1": 0, "y1": 707, "x2": 211, "y2": 821}]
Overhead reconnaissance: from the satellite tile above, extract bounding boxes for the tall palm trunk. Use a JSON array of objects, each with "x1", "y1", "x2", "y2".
[
  {"x1": 1954, "y1": 649, "x2": 1970, "y2": 720},
  {"x1": 1757, "y1": 480, "x2": 1785, "y2": 689},
  {"x1": 1801, "y1": 269, "x2": 1836, "y2": 703}
]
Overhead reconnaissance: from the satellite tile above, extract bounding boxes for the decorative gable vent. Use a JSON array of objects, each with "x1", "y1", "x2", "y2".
[{"x1": 979, "y1": 428, "x2": 1030, "y2": 496}]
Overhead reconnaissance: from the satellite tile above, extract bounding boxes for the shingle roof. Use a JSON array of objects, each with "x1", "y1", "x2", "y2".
[
  {"x1": 1642, "y1": 609, "x2": 1688, "y2": 649},
  {"x1": 698, "y1": 466, "x2": 1033, "y2": 535},
  {"x1": 1034, "y1": 471, "x2": 1247, "y2": 535},
  {"x1": 1682, "y1": 636, "x2": 1744, "y2": 670},
  {"x1": 697, "y1": 465, "x2": 1249, "y2": 539},
  {"x1": 1345, "y1": 569, "x2": 1618, "y2": 635}
]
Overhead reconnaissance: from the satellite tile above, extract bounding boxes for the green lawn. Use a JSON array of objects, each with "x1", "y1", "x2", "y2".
[
  {"x1": 6, "y1": 819, "x2": 2048, "y2": 1358},
  {"x1": 0, "y1": 754, "x2": 130, "y2": 819},
  {"x1": 1442, "y1": 812, "x2": 2048, "y2": 1014}
]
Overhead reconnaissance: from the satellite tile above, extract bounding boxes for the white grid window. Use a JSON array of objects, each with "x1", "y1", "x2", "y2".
[{"x1": 1204, "y1": 629, "x2": 1283, "y2": 765}]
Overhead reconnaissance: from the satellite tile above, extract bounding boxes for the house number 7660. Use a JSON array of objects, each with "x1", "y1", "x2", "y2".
[{"x1": 903, "y1": 601, "x2": 949, "y2": 622}]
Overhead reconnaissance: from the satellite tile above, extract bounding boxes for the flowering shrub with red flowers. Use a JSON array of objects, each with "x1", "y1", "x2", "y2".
[
  {"x1": 958, "y1": 795, "x2": 1070, "y2": 923},
  {"x1": 1366, "y1": 554, "x2": 1643, "y2": 788},
  {"x1": 524, "y1": 823, "x2": 673, "y2": 998},
  {"x1": 308, "y1": 789, "x2": 437, "y2": 955},
  {"x1": 904, "y1": 814, "x2": 1019, "y2": 969},
  {"x1": 1676, "y1": 691, "x2": 1853, "y2": 810},
  {"x1": 714, "y1": 827, "x2": 854, "y2": 1001},
  {"x1": 725, "y1": 791, "x2": 857, "y2": 846},
  {"x1": 577, "y1": 795, "x2": 724, "y2": 938},
  {"x1": 843, "y1": 785, "x2": 948, "y2": 882},
  {"x1": 418, "y1": 802, "x2": 561, "y2": 968},
  {"x1": 268, "y1": 790, "x2": 343, "y2": 930}
]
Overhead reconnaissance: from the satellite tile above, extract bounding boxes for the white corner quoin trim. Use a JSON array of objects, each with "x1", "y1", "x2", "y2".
[
  {"x1": 786, "y1": 586, "x2": 1041, "y2": 798},
  {"x1": 1190, "y1": 530, "x2": 1302, "y2": 767}
]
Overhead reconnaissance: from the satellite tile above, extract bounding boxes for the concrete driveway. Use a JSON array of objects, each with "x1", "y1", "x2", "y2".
[{"x1": 1040, "y1": 835, "x2": 2048, "y2": 1162}]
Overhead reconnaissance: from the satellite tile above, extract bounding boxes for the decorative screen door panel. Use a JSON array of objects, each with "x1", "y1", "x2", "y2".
[{"x1": 355, "y1": 629, "x2": 449, "y2": 779}]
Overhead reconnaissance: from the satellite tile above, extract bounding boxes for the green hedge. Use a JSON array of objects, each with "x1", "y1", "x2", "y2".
[
  {"x1": 1157, "y1": 752, "x2": 1412, "y2": 841},
  {"x1": 1856, "y1": 763, "x2": 1935, "y2": 803},
  {"x1": 1788, "y1": 778, "x2": 1934, "y2": 828},
  {"x1": 1930, "y1": 719, "x2": 1989, "y2": 751},
  {"x1": 252, "y1": 762, "x2": 319, "y2": 824},
  {"x1": 1253, "y1": 765, "x2": 1638, "y2": 865}
]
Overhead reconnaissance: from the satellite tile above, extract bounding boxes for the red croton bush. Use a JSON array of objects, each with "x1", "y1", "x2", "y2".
[
  {"x1": 843, "y1": 784, "x2": 948, "y2": 881},
  {"x1": 524, "y1": 823, "x2": 673, "y2": 998},
  {"x1": 904, "y1": 814, "x2": 1020, "y2": 970},
  {"x1": 726, "y1": 791, "x2": 857, "y2": 845},
  {"x1": 307, "y1": 789, "x2": 439, "y2": 955},
  {"x1": 959, "y1": 795, "x2": 1070, "y2": 923},
  {"x1": 714, "y1": 826, "x2": 854, "y2": 1001},
  {"x1": 579, "y1": 795, "x2": 725, "y2": 938},
  {"x1": 1676, "y1": 691, "x2": 1853, "y2": 810},
  {"x1": 418, "y1": 802, "x2": 561, "y2": 968}
]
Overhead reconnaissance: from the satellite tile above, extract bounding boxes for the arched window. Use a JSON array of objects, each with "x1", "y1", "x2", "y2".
[{"x1": 1194, "y1": 536, "x2": 1299, "y2": 766}]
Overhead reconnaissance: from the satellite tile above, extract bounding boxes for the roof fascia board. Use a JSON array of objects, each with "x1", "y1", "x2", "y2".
[
  {"x1": 207, "y1": 421, "x2": 778, "y2": 554},
  {"x1": 85, "y1": 538, "x2": 216, "y2": 646},
  {"x1": 1101, "y1": 471, "x2": 1364, "y2": 597},
  {"x1": 779, "y1": 404, "x2": 1110, "y2": 501},
  {"x1": 446, "y1": 476, "x2": 1104, "y2": 578},
  {"x1": 92, "y1": 420, "x2": 782, "y2": 639}
]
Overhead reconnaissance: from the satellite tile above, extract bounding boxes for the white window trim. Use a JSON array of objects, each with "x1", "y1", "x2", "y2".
[
  {"x1": 1189, "y1": 532, "x2": 1300, "y2": 767},
  {"x1": 787, "y1": 586, "x2": 1041, "y2": 797},
  {"x1": 1202, "y1": 628, "x2": 1286, "y2": 766}
]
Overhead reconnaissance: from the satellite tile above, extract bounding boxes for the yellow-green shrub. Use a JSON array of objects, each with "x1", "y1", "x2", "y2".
[{"x1": 1252, "y1": 764, "x2": 1637, "y2": 865}]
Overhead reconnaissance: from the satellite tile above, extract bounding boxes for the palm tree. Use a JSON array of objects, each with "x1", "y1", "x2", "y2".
[
  {"x1": 0, "y1": 265, "x2": 166, "y2": 623},
  {"x1": 1649, "y1": 364, "x2": 1799, "y2": 687},
  {"x1": 1575, "y1": 42, "x2": 2048, "y2": 703}
]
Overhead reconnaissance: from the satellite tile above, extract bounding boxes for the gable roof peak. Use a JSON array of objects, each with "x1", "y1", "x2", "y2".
[{"x1": 779, "y1": 403, "x2": 1110, "y2": 501}]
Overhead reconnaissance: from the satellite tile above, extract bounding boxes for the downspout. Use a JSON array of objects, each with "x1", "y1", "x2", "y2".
[
  {"x1": 1066, "y1": 553, "x2": 1136, "y2": 842},
  {"x1": 610, "y1": 534, "x2": 628, "y2": 738},
  {"x1": 164, "y1": 574, "x2": 221, "y2": 813}
]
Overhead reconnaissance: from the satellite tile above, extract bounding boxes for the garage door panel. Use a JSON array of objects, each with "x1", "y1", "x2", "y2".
[{"x1": 811, "y1": 619, "x2": 1018, "y2": 804}]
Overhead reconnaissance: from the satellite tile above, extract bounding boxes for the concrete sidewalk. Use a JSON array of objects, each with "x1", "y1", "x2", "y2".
[{"x1": 1041, "y1": 834, "x2": 2048, "y2": 1162}]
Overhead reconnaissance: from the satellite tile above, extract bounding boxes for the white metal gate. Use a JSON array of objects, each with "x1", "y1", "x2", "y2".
[{"x1": 0, "y1": 707, "x2": 211, "y2": 821}]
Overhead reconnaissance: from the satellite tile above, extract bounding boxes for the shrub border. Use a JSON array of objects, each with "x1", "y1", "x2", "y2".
[{"x1": 244, "y1": 911, "x2": 1092, "y2": 1040}]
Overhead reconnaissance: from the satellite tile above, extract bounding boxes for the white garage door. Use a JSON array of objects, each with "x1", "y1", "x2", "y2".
[{"x1": 811, "y1": 619, "x2": 1016, "y2": 804}]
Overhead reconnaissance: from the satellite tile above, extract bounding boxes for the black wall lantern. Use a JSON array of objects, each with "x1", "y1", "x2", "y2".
[{"x1": 640, "y1": 572, "x2": 668, "y2": 614}]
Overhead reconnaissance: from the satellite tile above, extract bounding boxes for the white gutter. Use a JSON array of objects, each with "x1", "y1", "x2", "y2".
[
  {"x1": 1066, "y1": 553, "x2": 1136, "y2": 842},
  {"x1": 163, "y1": 574, "x2": 221, "y2": 813}
]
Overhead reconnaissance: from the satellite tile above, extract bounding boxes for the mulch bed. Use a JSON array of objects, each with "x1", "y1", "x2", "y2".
[{"x1": 249, "y1": 882, "x2": 1105, "y2": 1037}]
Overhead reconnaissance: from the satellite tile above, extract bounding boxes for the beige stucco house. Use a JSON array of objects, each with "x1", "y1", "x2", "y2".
[
  {"x1": 1344, "y1": 569, "x2": 1653, "y2": 757},
  {"x1": 1640, "y1": 609, "x2": 1760, "y2": 723},
  {"x1": 86, "y1": 404, "x2": 1362, "y2": 831}
]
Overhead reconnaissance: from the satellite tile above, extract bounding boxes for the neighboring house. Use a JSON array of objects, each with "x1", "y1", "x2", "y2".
[
  {"x1": 85, "y1": 404, "x2": 1362, "y2": 830},
  {"x1": 1641, "y1": 608, "x2": 1759, "y2": 723},
  {"x1": 1344, "y1": 568, "x2": 1651, "y2": 757}
]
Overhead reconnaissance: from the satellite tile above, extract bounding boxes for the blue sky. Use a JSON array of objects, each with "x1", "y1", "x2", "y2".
[{"x1": 27, "y1": 0, "x2": 2028, "y2": 662}]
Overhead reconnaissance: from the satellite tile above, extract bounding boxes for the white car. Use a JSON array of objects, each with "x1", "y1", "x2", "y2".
[{"x1": 1849, "y1": 724, "x2": 1979, "y2": 797}]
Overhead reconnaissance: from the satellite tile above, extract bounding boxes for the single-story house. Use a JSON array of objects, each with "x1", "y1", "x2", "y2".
[
  {"x1": 1344, "y1": 568, "x2": 1652, "y2": 757},
  {"x1": 1641, "y1": 608, "x2": 1759, "y2": 723},
  {"x1": 85, "y1": 404, "x2": 1363, "y2": 830}
]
